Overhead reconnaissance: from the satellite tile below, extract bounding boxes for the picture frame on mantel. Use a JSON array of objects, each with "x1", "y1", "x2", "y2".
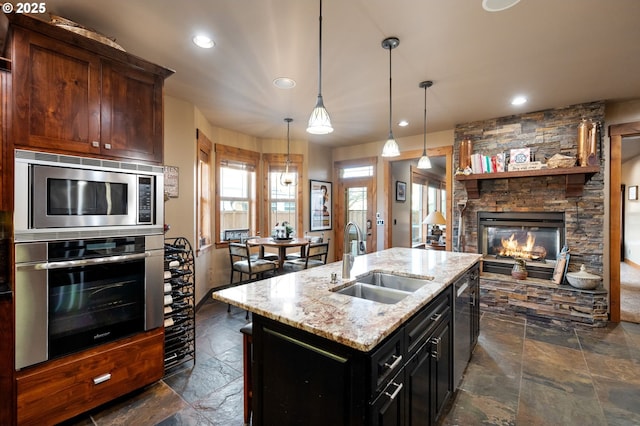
[
  {"x1": 629, "y1": 185, "x2": 638, "y2": 201},
  {"x1": 396, "y1": 181, "x2": 407, "y2": 202},
  {"x1": 552, "y1": 248, "x2": 570, "y2": 285}
]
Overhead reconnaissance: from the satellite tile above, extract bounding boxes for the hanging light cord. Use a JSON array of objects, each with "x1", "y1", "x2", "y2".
[
  {"x1": 317, "y1": 0, "x2": 323, "y2": 97},
  {"x1": 388, "y1": 44, "x2": 393, "y2": 138},
  {"x1": 422, "y1": 84, "x2": 427, "y2": 154},
  {"x1": 286, "y1": 120, "x2": 291, "y2": 165}
]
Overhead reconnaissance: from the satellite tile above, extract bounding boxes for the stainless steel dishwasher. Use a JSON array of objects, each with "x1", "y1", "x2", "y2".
[{"x1": 453, "y1": 270, "x2": 473, "y2": 388}]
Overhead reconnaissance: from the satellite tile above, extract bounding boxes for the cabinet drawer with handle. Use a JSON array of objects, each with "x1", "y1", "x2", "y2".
[
  {"x1": 16, "y1": 328, "x2": 164, "y2": 425},
  {"x1": 369, "y1": 329, "x2": 404, "y2": 397},
  {"x1": 404, "y1": 287, "x2": 451, "y2": 358}
]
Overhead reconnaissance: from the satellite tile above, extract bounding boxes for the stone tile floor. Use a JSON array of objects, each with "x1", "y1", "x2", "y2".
[{"x1": 63, "y1": 298, "x2": 640, "y2": 426}]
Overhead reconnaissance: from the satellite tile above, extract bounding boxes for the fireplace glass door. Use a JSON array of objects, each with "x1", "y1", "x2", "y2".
[{"x1": 478, "y1": 212, "x2": 565, "y2": 279}]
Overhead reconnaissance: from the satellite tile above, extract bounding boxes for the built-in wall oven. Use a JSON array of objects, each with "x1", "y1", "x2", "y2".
[
  {"x1": 15, "y1": 235, "x2": 164, "y2": 370},
  {"x1": 13, "y1": 149, "x2": 166, "y2": 370}
]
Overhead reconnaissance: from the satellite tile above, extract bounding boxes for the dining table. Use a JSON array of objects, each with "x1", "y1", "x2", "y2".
[{"x1": 247, "y1": 237, "x2": 309, "y2": 272}]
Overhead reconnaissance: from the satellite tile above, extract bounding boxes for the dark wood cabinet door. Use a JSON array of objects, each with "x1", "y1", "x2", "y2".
[
  {"x1": 259, "y1": 325, "x2": 357, "y2": 426},
  {"x1": 370, "y1": 371, "x2": 405, "y2": 426},
  {"x1": 12, "y1": 28, "x2": 101, "y2": 156},
  {"x1": 406, "y1": 345, "x2": 431, "y2": 426},
  {"x1": 431, "y1": 319, "x2": 453, "y2": 423},
  {"x1": 100, "y1": 61, "x2": 164, "y2": 164}
]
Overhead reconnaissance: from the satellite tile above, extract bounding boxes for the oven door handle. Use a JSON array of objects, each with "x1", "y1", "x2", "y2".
[{"x1": 28, "y1": 252, "x2": 150, "y2": 270}]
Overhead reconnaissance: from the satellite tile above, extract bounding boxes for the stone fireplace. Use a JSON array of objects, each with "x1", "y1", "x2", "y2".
[{"x1": 453, "y1": 101, "x2": 608, "y2": 326}]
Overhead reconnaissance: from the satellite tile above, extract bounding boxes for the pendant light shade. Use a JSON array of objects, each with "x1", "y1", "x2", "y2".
[
  {"x1": 381, "y1": 37, "x2": 400, "y2": 157},
  {"x1": 280, "y1": 118, "x2": 296, "y2": 186},
  {"x1": 307, "y1": 0, "x2": 333, "y2": 135},
  {"x1": 417, "y1": 80, "x2": 433, "y2": 169}
]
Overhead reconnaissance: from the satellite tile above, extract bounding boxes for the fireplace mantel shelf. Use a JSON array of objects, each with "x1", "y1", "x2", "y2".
[{"x1": 455, "y1": 166, "x2": 600, "y2": 198}]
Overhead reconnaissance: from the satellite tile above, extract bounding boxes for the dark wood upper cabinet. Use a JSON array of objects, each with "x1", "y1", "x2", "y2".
[
  {"x1": 6, "y1": 13, "x2": 173, "y2": 164},
  {"x1": 101, "y1": 60, "x2": 165, "y2": 163},
  {"x1": 12, "y1": 28, "x2": 101, "y2": 156}
]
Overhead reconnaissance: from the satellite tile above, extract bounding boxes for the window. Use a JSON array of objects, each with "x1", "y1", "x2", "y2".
[
  {"x1": 215, "y1": 144, "x2": 259, "y2": 245},
  {"x1": 341, "y1": 165, "x2": 374, "y2": 179},
  {"x1": 411, "y1": 168, "x2": 446, "y2": 244},
  {"x1": 411, "y1": 181, "x2": 428, "y2": 244},
  {"x1": 262, "y1": 153, "x2": 303, "y2": 235},
  {"x1": 197, "y1": 130, "x2": 212, "y2": 253}
]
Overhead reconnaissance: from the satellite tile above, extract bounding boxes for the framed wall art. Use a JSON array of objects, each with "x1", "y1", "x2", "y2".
[
  {"x1": 629, "y1": 185, "x2": 638, "y2": 201},
  {"x1": 396, "y1": 181, "x2": 407, "y2": 202},
  {"x1": 310, "y1": 179, "x2": 332, "y2": 231},
  {"x1": 164, "y1": 165, "x2": 179, "y2": 198}
]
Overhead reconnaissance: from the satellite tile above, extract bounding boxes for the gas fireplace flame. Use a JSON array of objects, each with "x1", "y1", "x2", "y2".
[{"x1": 498, "y1": 232, "x2": 547, "y2": 260}]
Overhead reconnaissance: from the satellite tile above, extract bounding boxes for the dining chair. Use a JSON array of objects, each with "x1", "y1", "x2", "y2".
[
  {"x1": 243, "y1": 236, "x2": 279, "y2": 262},
  {"x1": 283, "y1": 242, "x2": 329, "y2": 272},
  {"x1": 229, "y1": 242, "x2": 277, "y2": 284},
  {"x1": 285, "y1": 236, "x2": 327, "y2": 260}
]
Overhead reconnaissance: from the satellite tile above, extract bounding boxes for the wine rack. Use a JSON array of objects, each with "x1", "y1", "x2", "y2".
[{"x1": 163, "y1": 237, "x2": 195, "y2": 372}]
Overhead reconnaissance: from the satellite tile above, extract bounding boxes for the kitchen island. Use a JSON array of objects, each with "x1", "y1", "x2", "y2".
[{"x1": 213, "y1": 247, "x2": 481, "y2": 425}]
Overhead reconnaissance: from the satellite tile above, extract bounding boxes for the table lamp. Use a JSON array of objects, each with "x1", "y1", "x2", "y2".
[{"x1": 423, "y1": 211, "x2": 446, "y2": 244}]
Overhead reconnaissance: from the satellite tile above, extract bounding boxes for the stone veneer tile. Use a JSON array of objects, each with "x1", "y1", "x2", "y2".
[{"x1": 481, "y1": 274, "x2": 609, "y2": 327}]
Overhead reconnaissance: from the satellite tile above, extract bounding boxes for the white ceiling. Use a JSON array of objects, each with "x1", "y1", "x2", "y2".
[{"x1": 32, "y1": 0, "x2": 640, "y2": 149}]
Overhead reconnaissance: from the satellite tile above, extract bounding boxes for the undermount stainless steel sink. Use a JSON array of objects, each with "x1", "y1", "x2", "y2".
[
  {"x1": 356, "y1": 272, "x2": 431, "y2": 293},
  {"x1": 335, "y1": 283, "x2": 410, "y2": 304}
]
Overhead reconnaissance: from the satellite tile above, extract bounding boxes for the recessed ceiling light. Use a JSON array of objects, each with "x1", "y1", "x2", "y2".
[
  {"x1": 273, "y1": 77, "x2": 296, "y2": 89},
  {"x1": 193, "y1": 35, "x2": 214, "y2": 49},
  {"x1": 511, "y1": 95, "x2": 527, "y2": 106},
  {"x1": 482, "y1": 0, "x2": 521, "y2": 12},
  {"x1": 398, "y1": 120, "x2": 409, "y2": 127}
]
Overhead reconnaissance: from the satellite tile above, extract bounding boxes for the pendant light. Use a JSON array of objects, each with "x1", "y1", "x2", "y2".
[
  {"x1": 381, "y1": 37, "x2": 400, "y2": 157},
  {"x1": 417, "y1": 80, "x2": 433, "y2": 169},
  {"x1": 307, "y1": 0, "x2": 333, "y2": 134},
  {"x1": 280, "y1": 118, "x2": 297, "y2": 186}
]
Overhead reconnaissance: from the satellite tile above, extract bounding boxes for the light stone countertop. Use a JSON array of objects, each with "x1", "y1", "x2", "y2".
[{"x1": 212, "y1": 247, "x2": 482, "y2": 352}]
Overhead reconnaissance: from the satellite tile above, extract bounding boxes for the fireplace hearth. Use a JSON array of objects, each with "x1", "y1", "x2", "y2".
[{"x1": 478, "y1": 212, "x2": 565, "y2": 280}]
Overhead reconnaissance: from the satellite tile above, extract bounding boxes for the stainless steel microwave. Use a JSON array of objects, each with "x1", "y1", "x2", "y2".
[{"x1": 14, "y1": 150, "x2": 164, "y2": 241}]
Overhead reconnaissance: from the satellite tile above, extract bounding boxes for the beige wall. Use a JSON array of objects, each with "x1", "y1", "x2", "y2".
[{"x1": 307, "y1": 140, "x2": 335, "y2": 260}]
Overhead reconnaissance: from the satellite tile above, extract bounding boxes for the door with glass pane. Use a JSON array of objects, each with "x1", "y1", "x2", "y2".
[{"x1": 336, "y1": 180, "x2": 376, "y2": 260}]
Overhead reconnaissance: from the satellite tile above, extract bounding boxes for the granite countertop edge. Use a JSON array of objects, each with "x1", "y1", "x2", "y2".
[{"x1": 213, "y1": 247, "x2": 482, "y2": 352}]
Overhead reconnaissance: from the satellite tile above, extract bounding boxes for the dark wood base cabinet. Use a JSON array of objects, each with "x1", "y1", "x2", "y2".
[
  {"x1": 252, "y1": 284, "x2": 455, "y2": 426},
  {"x1": 15, "y1": 328, "x2": 164, "y2": 426}
]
